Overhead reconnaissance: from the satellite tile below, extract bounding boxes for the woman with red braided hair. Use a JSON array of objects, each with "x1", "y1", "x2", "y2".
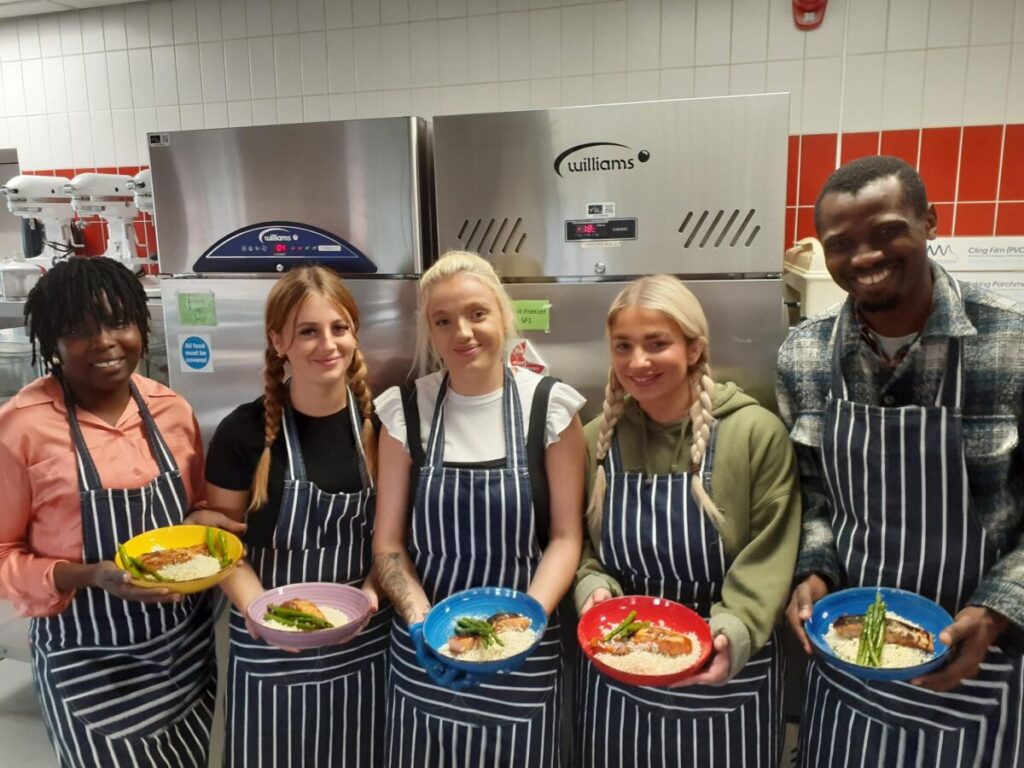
[
  {"x1": 573, "y1": 275, "x2": 800, "y2": 767},
  {"x1": 204, "y1": 265, "x2": 388, "y2": 767}
]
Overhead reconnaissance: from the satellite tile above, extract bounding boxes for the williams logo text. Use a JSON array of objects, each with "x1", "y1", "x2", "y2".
[{"x1": 553, "y1": 142, "x2": 651, "y2": 177}]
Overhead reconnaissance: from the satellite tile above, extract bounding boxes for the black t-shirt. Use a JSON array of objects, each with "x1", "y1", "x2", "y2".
[{"x1": 205, "y1": 396, "x2": 367, "y2": 548}]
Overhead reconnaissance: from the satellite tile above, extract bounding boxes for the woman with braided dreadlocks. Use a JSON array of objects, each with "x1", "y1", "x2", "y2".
[
  {"x1": 204, "y1": 265, "x2": 389, "y2": 767},
  {"x1": 0, "y1": 256, "x2": 217, "y2": 767},
  {"x1": 573, "y1": 275, "x2": 800, "y2": 768}
]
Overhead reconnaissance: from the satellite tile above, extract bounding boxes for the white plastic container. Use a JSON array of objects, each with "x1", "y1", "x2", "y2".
[{"x1": 782, "y1": 237, "x2": 848, "y2": 324}]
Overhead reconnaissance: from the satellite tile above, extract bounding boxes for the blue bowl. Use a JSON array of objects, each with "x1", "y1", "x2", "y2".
[
  {"x1": 806, "y1": 587, "x2": 954, "y2": 681},
  {"x1": 423, "y1": 587, "x2": 547, "y2": 674}
]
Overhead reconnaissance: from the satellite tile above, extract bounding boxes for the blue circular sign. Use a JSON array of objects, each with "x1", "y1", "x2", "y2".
[{"x1": 181, "y1": 336, "x2": 210, "y2": 370}]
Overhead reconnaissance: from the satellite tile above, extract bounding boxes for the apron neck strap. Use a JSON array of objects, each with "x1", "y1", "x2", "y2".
[{"x1": 281, "y1": 387, "x2": 373, "y2": 489}]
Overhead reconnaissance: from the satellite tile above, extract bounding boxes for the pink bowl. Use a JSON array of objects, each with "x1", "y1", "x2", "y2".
[{"x1": 246, "y1": 582, "x2": 372, "y2": 650}]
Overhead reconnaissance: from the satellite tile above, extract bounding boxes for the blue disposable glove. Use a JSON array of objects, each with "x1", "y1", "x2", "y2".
[{"x1": 408, "y1": 622, "x2": 481, "y2": 691}]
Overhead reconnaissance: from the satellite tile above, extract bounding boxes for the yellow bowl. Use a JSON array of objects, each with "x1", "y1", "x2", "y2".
[{"x1": 115, "y1": 524, "x2": 244, "y2": 594}]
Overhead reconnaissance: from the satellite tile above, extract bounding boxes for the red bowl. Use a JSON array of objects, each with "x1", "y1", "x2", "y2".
[{"x1": 577, "y1": 595, "x2": 713, "y2": 687}]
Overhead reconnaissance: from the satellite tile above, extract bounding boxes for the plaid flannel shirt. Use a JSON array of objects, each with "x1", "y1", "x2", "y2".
[{"x1": 776, "y1": 261, "x2": 1024, "y2": 634}]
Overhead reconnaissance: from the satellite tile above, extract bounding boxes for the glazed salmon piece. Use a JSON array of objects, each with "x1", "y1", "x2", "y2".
[
  {"x1": 447, "y1": 635, "x2": 481, "y2": 655},
  {"x1": 833, "y1": 615, "x2": 935, "y2": 653},
  {"x1": 280, "y1": 599, "x2": 326, "y2": 621},
  {"x1": 489, "y1": 613, "x2": 531, "y2": 633},
  {"x1": 137, "y1": 543, "x2": 208, "y2": 571}
]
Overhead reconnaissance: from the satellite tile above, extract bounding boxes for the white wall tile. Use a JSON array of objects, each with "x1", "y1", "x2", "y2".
[
  {"x1": 381, "y1": 88, "x2": 412, "y2": 115},
  {"x1": 107, "y1": 50, "x2": 133, "y2": 109},
  {"x1": 252, "y1": 96, "x2": 278, "y2": 122},
  {"x1": 148, "y1": 2, "x2": 174, "y2": 47},
  {"x1": 530, "y1": 76, "x2": 560, "y2": 107},
  {"x1": 326, "y1": 0, "x2": 354, "y2": 27},
  {"x1": 68, "y1": 111, "x2": 93, "y2": 166},
  {"x1": 112, "y1": 108, "x2": 137, "y2": 165},
  {"x1": 66, "y1": 55, "x2": 90, "y2": 112},
  {"x1": 731, "y1": 0, "x2": 768, "y2": 64},
  {"x1": 560, "y1": 7, "x2": 592, "y2": 75},
  {"x1": 228, "y1": 99, "x2": 253, "y2": 125},
  {"x1": 498, "y1": 10, "x2": 529, "y2": 80},
  {"x1": 927, "y1": 0, "x2": 970, "y2": 47},
  {"x1": 354, "y1": 25, "x2": 382, "y2": 88},
  {"x1": 38, "y1": 17, "x2": 62, "y2": 57},
  {"x1": 730, "y1": 61, "x2": 766, "y2": 95},
  {"x1": 304, "y1": 92, "x2": 330, "y2": 118},
  {"x1": 221, "y1": 0, "x2": 248, "y2": 39},
  {"x1": 439, "y1": 0, "x2": 468, "y2": 19},
  {"x1": 498, "y1": 0, "x2": 527, "y2": 10},
  {"x1": 766, "y1": 58, "x2": 802, "y2": 133},
  {"x1": 128, "y1": 49, "x2": 154, "y2": 107},
  {"x1": 437, "y1": 83, "x2": 466, "y2": 112},
  {"x1": 26, "y1": 115, "x2": 51, "y2": 170},
  {"x1": 298, "y1": 0, "x2": 326, "y2": 31},
  {"x1": 300, "y1": 30, "x2": 328, "y2": 93},
  {"x1": 438, "y1": 18, "x2": 467, "y2": 83},
  {"x1": 804, "y1": 0, "x2": 846, "y2": 58},
  {"x1": 627, "y1": 0, "x2": 660, "y2": 71},
  {"x1": 381, "y1": 22, "x2": 412, "y2": 88},
  {"x1": 133, "y1": 106, "x2": 157, "y2": 161},
  {"x1": 660, "y1": 0, "x2": 695, "y2": 68},
  {"x1": 963, "y1": 43, "x2": 1011, "y2": 124},
  {"x1": 353, "y1": 0, "x2": 380, "y2": 27},
  {"x1": 695, "y1": 0, "x2": 730, "y2": 66},
  {"x1": 561, "y1": 73, "x2": 592, "y2": 105},
  {"x1": 277, "y1": 95, "x2": 302, "y2": 120},
  {"x1": 247, "y1": 0, "x2": 273, "y2": 36},
  {"x1": 880, "y1": 50, "x2": 924, "y2": 129},
  {"x1": 197, "y1": 1, "x2": 223, "y2": 42},
  {"x1": 328, "y1": 92, "x2": 356, "y2": 118},
  {"x1": 176, "y1": 44, "x2": 203, "y2": 103},
  {"x1": 81, "y1": 9, "x2": 105, "y2": 54},
  {"x1": 84, "y1": 52, "x2": 110, "y2": 110},
  {"x1": 694, "y1": 64, "x2": 728, "y2": 96},
  {"x1": 465, "y1": 82, "x2": 498, "y2": 112},
  {"x1": 498, "y1": 78, "x2": 529, "y2": 109},
  {"x1": 272, "y1": 0, "x2": 299, "y2": 33},
  {"x1": 840, "y1": 53, "x2": 883, "y2": 132},
  {"x1": 382, "y1": 0, "x2": 410, "y2": 24},
  {"x1": 327, "y1": 29, "x2": 356, "y2": 91},
  {"x1": 593, "y1": 1, "x2": 625, "y2": 73},
  {"x1": 1016, "y1": 0, "x2": 1024, "y2": 42},
  {"x1": 804, "y1": 54, "x2": 845, "y2": 133},
  {"x1": 22, "y1": 59, "x2": 46, "y2": 115},
  {"x1": 18, "y1": 18, "x2": 41, "y2": 60},
  {"x1": 204, "y1": 101, "x2": 229, "y2": 127},
  {"x1": 157, "y1": 104, "x2": 181, "y2": 130},
  {"x1": 224, "y1": 38, "x2": 253, "y2": 99},
  {"x1": 47, "y1": 114, "x2": 72, "y2": 168},
  {"x1": 355, "y1": 89, "x2": 383, "y2": 115},
  {"x1": 886, "y1": 0, "x2": 927, "y2": 51},
  {"x1": 60, "y1": 14, "x2": 83, "y2": 56},
  {"x1": 43, "y1": 57, "x2": 67, "y2": 113},
  {"x1": 89, "y1": 109, "x2": 115, "y2": 165},
  {"x1": 0, "y1": 120, "x2": 10, "y2": 154},
  {"x1": 971, "y1": 0, "x2": 1014, "y2": 46},
  {"x1": 660, "y1": 67, "x2": 693, "y2": 98},
  {"x1": 591, "y1": 72, "x2": 625, "y2": 104},
  {"x1": 922, "y1": 47, "x2": 967, "y2": 126},
  {"x1": 152, "y1": 46, "x2": 179, "y2": 106},
  {"x1": 411, "y1": 85, "x2": 440, "y2": 116},
  {"x1": 101, "y1": 7, "x2": 126, "y2": 51},
  {"x1": 1006, "y1": 44, "x2": 1024, "y2": 121},
  {"x1": 0, "y1": 22, "x2": 20, "y2": 63},
  {"x1": 468, "y1": 0, "x2": 496, "y2": 15},
  {"x1": 409, "y1": 20, "x2": 439, "y2": 86},
  {"x1": 249, "y1": 37, "x2": 276, "y2": 97},
  {"x1": 200, "y1": 41, "x2": 228, "y2": 102},
  {"x1": 409, "y1": 0, "x2": 437, "y2": 20},
  {"x1": 124, "y1": 5, "x2": 150, "y2": 49},
  {"x1": 180, "y1": 102, "x2": 204, "y2": 128},
  {"x1": 626, "y1": 69, "x2": 658, "y2": 101},
  {"x1": 467, "y1": 14, "x2": 497, "y2": 83},
  {"x1": 172, "y1": 0, "x2": 199, "y2": 44},
  {"x1": 530, "y1": 9, "x2": 560, "y2": 77},
  {"x1": 6, "y1": 117, "x2": 27, "y2": 167},
  {"x1": 274, "y1": 34, "x2": 302, "y2": 96}
]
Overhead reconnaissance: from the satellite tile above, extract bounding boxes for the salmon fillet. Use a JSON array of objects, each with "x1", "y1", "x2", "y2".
[
  {"x1": 833, "y1": 615, "x2": 934, "y2": 653},
  {"x1": 280, "y1": 599, "x2": 326, "y2": 621},
  {"x1": 137, "y1": 544, "x2": 208, "y2": 571}
]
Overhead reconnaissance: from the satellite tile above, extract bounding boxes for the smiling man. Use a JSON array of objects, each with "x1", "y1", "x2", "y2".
[{"x1": 776, "y1": 156, "x2": 1024, "y2": 767}]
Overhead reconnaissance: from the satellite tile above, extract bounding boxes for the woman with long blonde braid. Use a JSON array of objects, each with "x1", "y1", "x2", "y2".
[
  {"x1": 205, "y1": 265, "x2": 388, "y2": 767},
  {"x1": 574, "y1": 275, "x2": 800, "y2": 768}
]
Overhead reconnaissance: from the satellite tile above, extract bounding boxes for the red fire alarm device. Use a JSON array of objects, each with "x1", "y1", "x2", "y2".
[{"x1": 793, "y1": 0, "x2": 827, "y2": 30}]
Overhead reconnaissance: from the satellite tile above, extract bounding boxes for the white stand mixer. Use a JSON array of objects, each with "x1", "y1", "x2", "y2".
[
  {"x1": 64, "y1": 173, "x2": 141, "y2": 268},
  {"x1": 0, "y1": 175, "x2": 78, "y2": 264}
]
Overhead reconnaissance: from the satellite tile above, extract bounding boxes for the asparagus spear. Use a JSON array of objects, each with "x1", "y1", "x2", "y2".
[
  {"x1": 856, "y1": 592, "x2": 887, "y2": 667},
  {"x1": 604, "y1": 610, "x2": 638, "y2": 642}
]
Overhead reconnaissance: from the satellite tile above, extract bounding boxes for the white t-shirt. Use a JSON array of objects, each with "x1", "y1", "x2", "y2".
[{"x1": 375, "y1": 368, "x2": 586, "y2": 463}]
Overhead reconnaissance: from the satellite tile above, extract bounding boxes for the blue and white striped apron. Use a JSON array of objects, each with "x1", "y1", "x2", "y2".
[
  {"x1": 798, "y1": 317, "x2": 1024, "y2": 768},
  {"x1": 385, "y1": 369, "x2": 562, "y2": 768},
  {"x1": 225, "y1": 396, "x2": 391, "y2": 767},
  {"x1": 577, "y1": 429, "x2": 784, "y2": 768},
  {"x1": 30, "y1": 381, "x2": 216, "y2": 768}
]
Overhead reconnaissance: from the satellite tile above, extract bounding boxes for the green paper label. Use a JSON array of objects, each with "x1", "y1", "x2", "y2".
[
  {"x1": 177, "y1": 292, "x2": 218, "y2": 326},
  {"x1": 513, "y1": 299, "x2": 551, "y2": 332}
]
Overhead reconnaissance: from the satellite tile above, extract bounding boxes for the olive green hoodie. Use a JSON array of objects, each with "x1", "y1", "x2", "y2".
[{"x1": 574, "y1": 381, "x2": 801, "y2": 679}]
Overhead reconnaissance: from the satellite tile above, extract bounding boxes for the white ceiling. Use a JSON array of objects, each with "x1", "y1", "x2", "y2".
[{"x1": 0, "y1": 0, "x2": 146, "y2": 20}]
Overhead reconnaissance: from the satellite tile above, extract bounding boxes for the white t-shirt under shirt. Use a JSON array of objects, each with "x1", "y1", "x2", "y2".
[{"x1": 375, "y1": 367, "x2": 586, "y2": 464}]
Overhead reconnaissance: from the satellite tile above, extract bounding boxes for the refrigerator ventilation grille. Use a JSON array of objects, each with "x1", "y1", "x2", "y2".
[
  {"x1": 678, "y1": 209, "x2": 761, "y2": 248},
  {"x1": 457, "y1": 218, "x2": 527, "y2": 255}
]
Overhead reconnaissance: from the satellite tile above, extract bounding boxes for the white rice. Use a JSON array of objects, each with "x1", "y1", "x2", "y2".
[
  {"x1": 262, "y1": 605, "x2": 350, "y2": 633},
  {"x1": 594, "y1": 632, "x2": 703, "y2": 676},
  {"x1": 825, "y1": 611, "x2": 933, "y2": 668},
  {"x1": 439, "y1": 628, "x2": 538, "y2": 662},
  {"x1": 155, "y1": 554, "x2": 222, "y2": 582}
]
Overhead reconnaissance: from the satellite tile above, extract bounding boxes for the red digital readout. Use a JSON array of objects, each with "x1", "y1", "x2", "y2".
[
  {"x1": 274, "y1": 243, "x2": 287, "y2": 253},
  {"x1": 576, "y1": 223, "x2": 597, "y2": 235}
]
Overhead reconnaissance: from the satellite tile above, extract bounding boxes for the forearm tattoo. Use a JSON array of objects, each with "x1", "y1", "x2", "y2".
[{"x1": 373, "y1": 552, "x2": 429, "y2": 624}]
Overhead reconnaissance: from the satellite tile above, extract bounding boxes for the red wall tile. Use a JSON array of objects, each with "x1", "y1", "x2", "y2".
[
  {"x1": 919, "y1": 127, "x2": 960, "y2": 203},
  {"x1": 932, "y1": 203, "x2": 955, "y2": 236},
  {"x1": 796, "y1": 206, "x2": 817, "y2": 239},
  {"x1": 954, "y1": 202, "x2": 995, "y2": 236},
  {"x1": 787, "y1": 135, "x2": 800, "y2": 206},
  {"x1": 798, "y1": 133, "x2": 837, "y2": 206},
  {"x1": 1000, "y1": 125, "x2": 1024, "y2": 201},
  {"x1": 881, "y1": 129, "x2": 920, "y2": 166},
  {"x1": 785, "y1": 206, "x2": 796, "y2": 246},
  {"x1": 958, "y1": 125, "x2": 1002, "y2": 201},
  {"x1": 840, "y1": 132, "x2": 879, "y2": 164},
  {"x1": 995, "y1": 202, "x2": 1024, "y2": 235}
]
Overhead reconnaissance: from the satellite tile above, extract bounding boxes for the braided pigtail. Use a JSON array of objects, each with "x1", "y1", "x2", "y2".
[
  {"x1": 688, "y1": 362, "x2": 723, "y2": 529},
  {"x1": 347, "y1": 346, "x2": 377, "y2": 482},
  {"x1": 248, "y1": 348, "x2": 288, "y2": 513},
  {"x1": 586, "y1": 368, "x2": 628, "y2": 523}
]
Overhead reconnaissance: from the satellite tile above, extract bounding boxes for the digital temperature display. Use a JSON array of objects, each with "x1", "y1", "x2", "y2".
[{"x1": 565, "y1": 218, "x2": 638, "y2": 242}]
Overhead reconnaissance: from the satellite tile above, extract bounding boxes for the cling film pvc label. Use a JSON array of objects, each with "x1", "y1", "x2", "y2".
[
  {"x1": 177, "y1": 292, "x2": 218, "y2": 326},
  {"x1": 512, "y1": 299, "x2": 551, "y2": 332}
]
